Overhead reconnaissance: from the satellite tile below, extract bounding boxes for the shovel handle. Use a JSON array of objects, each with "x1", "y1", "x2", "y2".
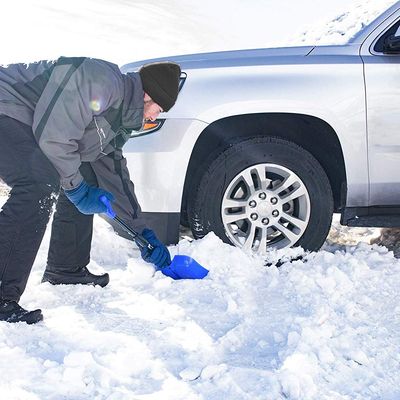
[
  {"x1": 100, "y1": 194, "x2": 116, "y2": 219},
  {"x1": 99, "y1": 195, "x2": 154, "y2": 251}
]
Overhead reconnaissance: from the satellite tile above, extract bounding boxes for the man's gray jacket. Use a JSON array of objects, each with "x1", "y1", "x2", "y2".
[{"x1": 0, "y1": 56, "x2": 144, "y2": 189}]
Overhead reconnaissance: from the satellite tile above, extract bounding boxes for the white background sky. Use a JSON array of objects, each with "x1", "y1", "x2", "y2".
[{"x1": 0, "y1": 0, "x2": 388, "y2": 66}]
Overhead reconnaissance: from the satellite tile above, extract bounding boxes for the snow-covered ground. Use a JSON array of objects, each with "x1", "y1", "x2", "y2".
[
  {"x1": 1, "y1": 194, "x2": 400, "y2": 399},
  {"x1": 1, "y1": 0, "x2": 400, "y2": 399}
]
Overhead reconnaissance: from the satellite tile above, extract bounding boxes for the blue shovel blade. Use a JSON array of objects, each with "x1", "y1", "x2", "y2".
[{"x1": 161, "y1": 255, "x2": 209, "y2": 280}]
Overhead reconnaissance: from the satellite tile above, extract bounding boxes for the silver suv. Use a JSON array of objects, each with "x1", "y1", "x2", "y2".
[{"x1": 121, "y1": 1, "x2": 400, "y2": 254}]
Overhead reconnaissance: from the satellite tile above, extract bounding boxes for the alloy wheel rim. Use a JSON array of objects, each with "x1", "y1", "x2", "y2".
[{"x1": 221, "y1": 163, "x2": 311, "y2": 254}]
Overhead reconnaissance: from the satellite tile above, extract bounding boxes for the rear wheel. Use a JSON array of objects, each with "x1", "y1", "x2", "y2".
[{"x1": 187, "y1": 136, "x2": 333, "y2": 253}]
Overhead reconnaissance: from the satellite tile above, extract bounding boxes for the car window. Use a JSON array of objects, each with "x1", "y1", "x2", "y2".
[{"x1": 373, "y1": 19, "x2": 400, "y2": 53}]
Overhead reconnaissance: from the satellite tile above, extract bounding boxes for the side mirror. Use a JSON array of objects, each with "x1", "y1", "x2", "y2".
[{"x1": 383, "y1": 34, "x2": 400, "y2": 54}]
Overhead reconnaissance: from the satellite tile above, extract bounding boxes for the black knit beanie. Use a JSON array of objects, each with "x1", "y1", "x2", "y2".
[{"x1": 139, "y1": 61, "x2": 181, "y2": 112}]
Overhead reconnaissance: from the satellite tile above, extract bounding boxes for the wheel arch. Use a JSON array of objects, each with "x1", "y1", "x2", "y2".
[{"x1": 181, "y1": 113, "x2": 347, "y2": 223}]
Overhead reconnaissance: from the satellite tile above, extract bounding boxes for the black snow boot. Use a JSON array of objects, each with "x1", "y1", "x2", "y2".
[
  {"x1": 41, "y1": 266, "x2": 109, "y2": 288},
  {"x1": 0, "y1": 300, "x2": 43, "y2": 324}
]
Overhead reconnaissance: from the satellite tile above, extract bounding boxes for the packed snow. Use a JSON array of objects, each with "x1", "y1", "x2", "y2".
[
  {"x1": 1, "y1": 0, "x2": 400, "y2": 399},
  {"x1": 1, "y1": 192, "x2": 400, "y2": 399}
]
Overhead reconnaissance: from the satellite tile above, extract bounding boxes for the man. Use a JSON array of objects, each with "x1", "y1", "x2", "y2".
[{"x1": 0, "y1": 56, "x2": 181, "y2": 324}]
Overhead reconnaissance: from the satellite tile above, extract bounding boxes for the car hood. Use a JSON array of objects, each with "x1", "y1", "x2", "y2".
[{"x1": 121, "y1": 46, "x2": 315, "y2": 72}]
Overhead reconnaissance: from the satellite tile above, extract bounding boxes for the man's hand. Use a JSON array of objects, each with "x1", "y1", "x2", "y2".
[
  {"x1": 140, "y1": 228, "x2": 171, "y2": 269},
  {"x1": 64, "y1": 181, "x2": 114, "y2": 215}
]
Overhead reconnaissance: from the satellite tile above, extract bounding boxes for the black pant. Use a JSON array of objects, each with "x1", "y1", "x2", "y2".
[
  {"x1": 46, "y1": 164, "x2": 96, "y2": 274},
  {"x1": 0, "y1": 116, "x2": 145, "y2": 301},
  {"x1": 0, "y1": 116, "x2": 59, "y2": 301}
]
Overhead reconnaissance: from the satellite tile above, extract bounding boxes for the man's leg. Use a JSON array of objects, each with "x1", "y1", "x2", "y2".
[
  {"x1": 46, "y1": 190, "x2": 94, "y2": 273},
  {"x1": 43, "y1": 163, "x2": 109, "y2": 287},
  {"x1": 0, "y1": 116, "x2": 59, "y2": 323}
]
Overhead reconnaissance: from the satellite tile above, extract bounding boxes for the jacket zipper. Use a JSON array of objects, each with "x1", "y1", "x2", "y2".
[{"x1": 94, "y1": 117, "x2": 107, "y2": 155}]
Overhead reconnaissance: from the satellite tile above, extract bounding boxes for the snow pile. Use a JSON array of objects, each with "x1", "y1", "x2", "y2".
[
  {"x1": 274, "y1": 244, "x2": 400, "y2": 399},
  {"x1": 1, "y1": 195, "x2": 400, "y2": 399},
  {"x1": 291, "y1": 0, "x2": 397, "y2": 45}
]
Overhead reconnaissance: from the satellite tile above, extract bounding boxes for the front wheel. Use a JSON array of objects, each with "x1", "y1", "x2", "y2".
[{"x1": 187, "y1": 136, "x2": 333, "y2": 253}]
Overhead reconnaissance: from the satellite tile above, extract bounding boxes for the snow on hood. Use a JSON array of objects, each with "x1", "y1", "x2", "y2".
[{"x1": 290, "y1": 0, "x2": 399, "y2": 46}]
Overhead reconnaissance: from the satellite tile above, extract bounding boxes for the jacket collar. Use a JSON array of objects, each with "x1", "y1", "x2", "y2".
[{"x1": 122, "y1": 72, "x2": 144, "y2": 130}]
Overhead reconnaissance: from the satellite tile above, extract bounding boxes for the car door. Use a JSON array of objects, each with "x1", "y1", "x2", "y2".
[{"x1": 360, "y1": 16, "x2": 400, "y2": 206}]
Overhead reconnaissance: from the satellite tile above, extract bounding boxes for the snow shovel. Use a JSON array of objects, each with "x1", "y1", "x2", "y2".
[{"x1": 99, "y1": 196, "x2": 208, "y2": 280}]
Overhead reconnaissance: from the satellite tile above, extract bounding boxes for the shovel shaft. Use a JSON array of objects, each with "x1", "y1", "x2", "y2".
[
  {"x1": 99, "y1": 195, "x2": 154, "y2": 251},
  {"x1": 113, "y1": 215, "x2": 154, "y2": 251}
]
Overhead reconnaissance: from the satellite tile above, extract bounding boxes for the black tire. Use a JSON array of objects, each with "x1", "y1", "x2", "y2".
[{"x1": 187, "y1": 136, "x2": 333, "y2": 252}]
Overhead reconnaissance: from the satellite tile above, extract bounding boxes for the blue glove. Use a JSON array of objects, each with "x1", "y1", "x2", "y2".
[
  {"x1": 140, "y1": 228, "x2": 171, "y2": 269},
  {"x1": 64, "y1": 181, "x2": 114, "y2": 215}
]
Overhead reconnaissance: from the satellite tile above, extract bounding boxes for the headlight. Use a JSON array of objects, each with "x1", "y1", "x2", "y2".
[{"x1": 129, "y1": 119, "x2": 165, "y2": 138}]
